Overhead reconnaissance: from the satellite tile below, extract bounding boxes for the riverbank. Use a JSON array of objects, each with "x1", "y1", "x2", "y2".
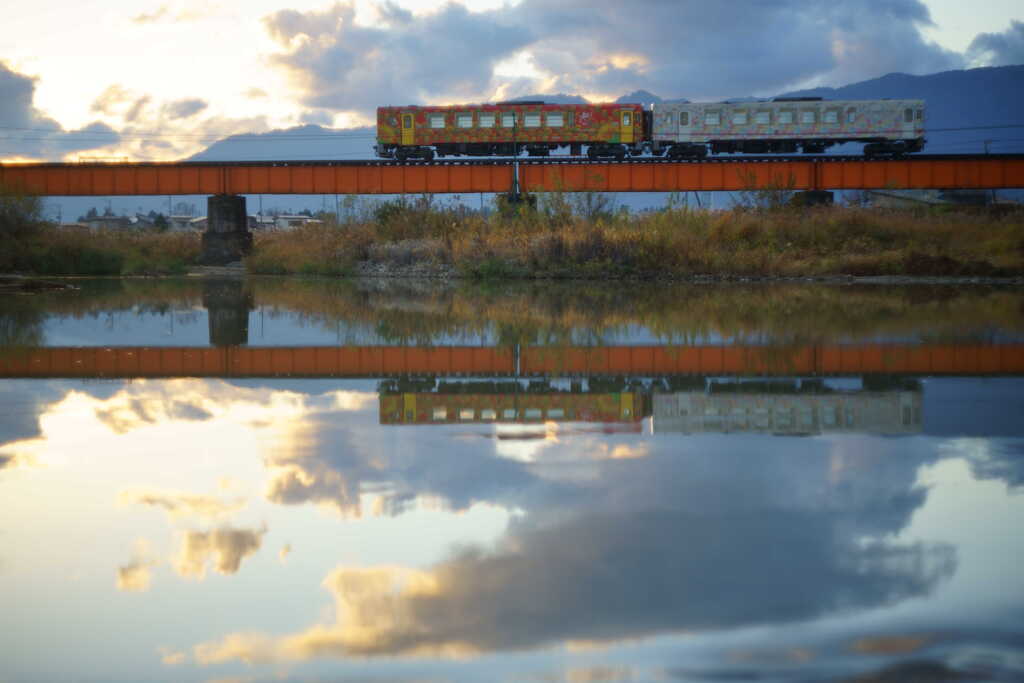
[{"x1": 4, "y1": 203, "x2": 1023, "y2": 280}]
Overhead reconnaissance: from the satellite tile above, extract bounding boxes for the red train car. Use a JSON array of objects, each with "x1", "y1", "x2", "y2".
[{"x1": 376, "y1": 101, "x2": 644, "y2": 161}]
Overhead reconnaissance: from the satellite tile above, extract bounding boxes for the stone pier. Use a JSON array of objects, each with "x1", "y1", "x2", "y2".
[{"x1": 200, "y1": 194, "x2": 252, "y2": 265}]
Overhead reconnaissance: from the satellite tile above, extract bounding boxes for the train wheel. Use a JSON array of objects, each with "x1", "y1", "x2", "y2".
[
  {"x1": 614, "y1": 146, "x2": 626, "y2": 161},
  {"x1": 395, "y1": 148, "x2": 407, "y2": 162},
  {"x1": 421, "y1": 149, "x2": 434, "y2": 161}
]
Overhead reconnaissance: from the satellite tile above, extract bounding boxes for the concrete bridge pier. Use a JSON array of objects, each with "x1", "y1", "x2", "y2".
[{"x1": 200, "y1": 194, "x2": 252, "y2": 265}]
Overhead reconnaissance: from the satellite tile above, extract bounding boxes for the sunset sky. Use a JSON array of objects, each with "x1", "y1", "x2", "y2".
[{"x1": 1, "y1": 0, "x2": 1022, "y2": 161}]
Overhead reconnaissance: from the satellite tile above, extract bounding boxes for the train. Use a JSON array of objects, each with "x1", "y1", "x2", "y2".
[{"x1": 375, "y1": 98, "x2": 925, "y2": 161}]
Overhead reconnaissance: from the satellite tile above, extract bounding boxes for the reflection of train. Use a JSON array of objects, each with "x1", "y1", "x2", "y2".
[
  {"x1": 376, "y1": 98, "x2": 925, "y2": 161},
  {"x1": 378, "y1": 377, "x2": 922, "y2": 433},
  {"x1": 653, "y1": 378, "x2": 922, "y2": 435},
  {"x1": 379, "y1": 379, "x2": 644, "y2": 425}
]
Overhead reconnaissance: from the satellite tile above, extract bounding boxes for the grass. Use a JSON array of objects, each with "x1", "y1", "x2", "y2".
[
  {"x1": 2, "y1": 190, "x2": 1022, "y2": 279},
  {"x1": 1, "y1": 225, "x2": 200, "y2": 276},
  {"x1": 247, "y1": 199, "x2": 1024, "y2": 279}
]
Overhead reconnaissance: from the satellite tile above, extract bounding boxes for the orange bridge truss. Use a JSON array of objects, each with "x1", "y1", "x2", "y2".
[{"x1": 2, "y1": 155, "x2": 1023, "y2": 195}]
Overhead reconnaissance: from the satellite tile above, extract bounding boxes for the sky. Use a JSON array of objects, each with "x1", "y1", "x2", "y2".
[{"x1": 0, "y1": 0, "x2": 1022, "y2": 161}]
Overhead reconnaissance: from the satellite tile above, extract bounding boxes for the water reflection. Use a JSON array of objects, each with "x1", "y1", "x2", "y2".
[{"x1": 1, "y1": 278, "x2": 1023, "y2": 682}]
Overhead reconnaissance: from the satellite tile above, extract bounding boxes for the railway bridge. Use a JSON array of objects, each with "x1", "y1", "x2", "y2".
[{"x1": 3, "y1": 154, "x2": 1023, "y2": 263}]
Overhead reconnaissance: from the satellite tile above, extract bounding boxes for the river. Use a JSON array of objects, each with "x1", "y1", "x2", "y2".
[{"x1": 1, "y1": 277, "x2": 1023, "y2": 682}]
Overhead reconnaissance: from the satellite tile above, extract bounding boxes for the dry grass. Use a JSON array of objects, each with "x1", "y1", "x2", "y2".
[
  {"x1": 2, "y1": 225, "x2": 201, "y2": 275},
  {"x1": 247, "y1": 201, "x2": 1024, "y2": 279}
]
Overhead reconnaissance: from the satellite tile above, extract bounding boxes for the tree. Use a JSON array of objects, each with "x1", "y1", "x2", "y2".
[
  {"x1": 154, "y1": 214, "x2": 169, "y2": 231},
  {"x1": 0, "y1": 184, "x2": 45, "y2": 239}
]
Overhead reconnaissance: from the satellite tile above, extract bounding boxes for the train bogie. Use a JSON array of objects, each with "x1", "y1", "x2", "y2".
[
  {"x1": 652, "y1": 98, "x2": 925, "y2": 157},
  {"x1": 376, "y1": 102, "x2": 644, "y2": 159}
]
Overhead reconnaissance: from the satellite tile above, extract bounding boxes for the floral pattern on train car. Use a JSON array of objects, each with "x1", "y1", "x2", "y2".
[
  {"x1": 377, "y1": 103, "x2": 643, "y2": 148},
  {"x1": 651, "y1": 100, "x2": 925, "y2": 143}
]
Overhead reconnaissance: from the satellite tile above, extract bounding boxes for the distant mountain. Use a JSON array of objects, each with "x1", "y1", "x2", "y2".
[
  {"x1": 778, "y1": 65, "x2": 1024, "y2": 154},
  {"x1": 190, "y1": 124, "x2": 374, "y2": 162}
]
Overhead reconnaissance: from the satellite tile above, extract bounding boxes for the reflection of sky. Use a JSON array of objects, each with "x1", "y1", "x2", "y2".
[{"x1": 2, "y1": 377, "x2": 1023, "y2": 682}]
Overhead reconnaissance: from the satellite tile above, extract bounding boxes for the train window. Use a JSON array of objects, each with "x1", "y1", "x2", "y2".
[
  {"x1": 478, "y1": 113, "x2": 495, "y2": 128},
  {"x1": 502, "y1": 408, "x2": 517, "y2": 419},
  {"x1": 622, "y1": 112, "x2": 631, "y2": 126},
  {"x1": 546, "y1": 112, "x2": 564, "y2": 127},
  {"x1": 481, "y1": 409, "x2": 496, "y2": 420},
  {"x1": 823, "y1": 109, "x2": 839, "y2": 124},
  {"x1": 524, "y1": 408, "x2": 543, "y2": 419},
  {"x1": 459, "y1": 408, "x2": 474, "y2": 420},
  {"x1": 524, "y1": 112, "x2": 541, "y2": 128},
  {"x1": 456, "y1": 112, "x2": 473, "y2": 128},
  {"x1": 679, "y1": 112, "x2": 689, "y2": 125},
  {"x1": 800, "y1": 110, "x2": 816, "y2": 124},
  {"x1": 915, "y1": 109, "x2": 923, "y2": 121},
  {"x1": 501, "y1": 112, "x2": 515, "y2": 127},
  {"x1": 429, "y1": 114, "x2": 445, "y2": 129},
  {"x1": 904, "y1": 108, "x2": 913, "y2": 123},
  {"x1": 548, "y1": 408, "x2": 564, "y2": 419},
  {"x1": 732, "y1": 110, "x2": 748, "y2": 125},
  {"x1": 664, "y1": 112, "x2": 674, "y2": 125},
  {"x1": 705, "y1": 111, "x2": 721, "y2": 125},
  {"x1": 755, "y1": 111, "x2": 771, "y2": 124},
  {"x1": 847, "y1": 108, "x2": 857, "y2": 123},
  {"x1": 432, "y1": 407, "x2": 447, "y2": 420},
  {"x1": 778, "y1": 110, "x2": 794, "y2": 124}
]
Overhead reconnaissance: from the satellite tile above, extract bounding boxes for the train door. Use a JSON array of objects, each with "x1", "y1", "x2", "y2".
[
  {"x1": 401, "y1": 113, "x2": 415, "y2": 146},
  {"x1": 677, "y1": 108, "x2": 692, "y2": 142},
  {"x1": 620, "y1": 110, "x2": 634, "y2": 143}
]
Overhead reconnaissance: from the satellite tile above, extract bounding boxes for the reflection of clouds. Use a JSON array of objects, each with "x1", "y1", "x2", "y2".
[
  {"x1": 174, "y1": 526, "x2": 267, "y2": 579},
  {"x1": 850, "y1": 634, "x2": 931, "y2": 655},
  {"x1": 119, "y1": 488, "x2": 246, "y2": 521},
  {"x1": 197, "y1": 439, "x2": 955, "y2": 661}
]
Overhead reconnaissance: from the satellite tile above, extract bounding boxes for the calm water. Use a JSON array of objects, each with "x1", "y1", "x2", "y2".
[{"x1": 2, "y1": 278, "x2": 1023, "y2": 683}]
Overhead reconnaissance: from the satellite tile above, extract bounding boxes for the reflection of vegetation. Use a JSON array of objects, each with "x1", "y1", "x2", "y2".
[
  {"x1": 3, "y1": 277, "x2": 1024, "y2": 350},
  {"x1": 248, "y1": 278, "x2": 1024, "y2": 347}
]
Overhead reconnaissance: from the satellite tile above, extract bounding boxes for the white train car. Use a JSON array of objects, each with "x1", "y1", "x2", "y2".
[{"x1": 650, "y1": 98, "x2": 925, "y2": 158}]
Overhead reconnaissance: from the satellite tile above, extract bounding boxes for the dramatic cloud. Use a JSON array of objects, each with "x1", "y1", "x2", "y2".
[
  {"x1": 86, "y1": 84, "x2": 268, "y2": 161},
  {"x1": 261, "y1": 0, "x2": 963, "y2": 118},
  {"x1": 119, "y1": 488, "x2": 246, "y2": 521},
  {"x1": 0, "y1": 62, "x2": 120, "y2": 160},
  {"x1": 263, "y1": 2, "x2": 533, "y2": 114},
  {"x1": 174, "y1": 525, "x2": 267, "y2": 579},
  {"x1": 198, "y1": 440, "x2": 954, "y2": 661},
  {"x1": 967, "y1": 20, "x2": 1024, "y2": 67}
]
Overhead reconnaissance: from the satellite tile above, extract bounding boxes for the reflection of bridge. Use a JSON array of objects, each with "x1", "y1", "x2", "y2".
[{"x1": 2, "y1": 343, "x2": 1023, "y2": 378}]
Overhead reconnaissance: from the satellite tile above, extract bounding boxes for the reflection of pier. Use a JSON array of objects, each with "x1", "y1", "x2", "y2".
[{"x1": 2, "y1": 343, "x2": 1024, "y2": 379}]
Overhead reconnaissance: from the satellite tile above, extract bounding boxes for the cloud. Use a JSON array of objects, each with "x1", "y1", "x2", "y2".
[
  {"x1": 117, "y1": 539, "x2": 157, "y2": 592},
  {"x1": 131, "y1": 4, "x2": 211, "y2": 24},
  {"x1": 262, "y1": 2, "x2": 534, "y2": 114},
  {"x1": 117, "y1": 560, "x2": 155, "y2": 592},
  {"x1": 260, "y1": 0, "x2": 963, "y2": 119},
  {"x1": 967, "y1": 20, "x2": 1024, "y2": 67},
  {"x1": 86, "y1": 84, "x2": 269, "y2": 161},
  {"x1": 174, "y1": 525, "x2": 267, "y2": 579},
  {"x1": 0, "y1": 61, "x2": 121, "y2": 160},
  {"x1": 119, "y1": 488, "x2": 246, "y2": 521},
  {"x1": 158, "y1": 646, "x2": 186, "y2": 666},
  {"x1": 198, "y1": 440, "x2": 954, "y2": 661},
  {"x1": 162, "y1": 98, "x2": 208, "y2": 120}
]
